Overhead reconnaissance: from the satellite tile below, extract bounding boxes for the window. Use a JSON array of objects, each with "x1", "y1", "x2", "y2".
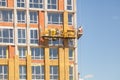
[
  {"x1": 68, "y1": 39, "x2": 74, "y2": 47},
  {"x1": 50, "y1": 66, "x2": 58, "y2": 80},
  {"x1": 30, "y1": 29, "x2": 38, "y2": 44},
  {"x1": 0, "y1": 65, "x2": 8, "y2": 80},
  {"x1": 30, "y1": 11, "x2": 38, "y2": 23},
  {"x1": 0, "y1": 28, "x2": 13, "y2": 43},
  {"x1": 18, "y1": 29, "x2": 26, "y2": 44},
  {"x1": 68, "y1": 13, "x2": 73, "y2": 25},
  {"x1": 0, "y1": 10, "x2": 13, "y2": 22},
  {"x1": 0, "y1": 46, "x2": 7, "y2": 58},
  {"x1": 31, "y1": 47, "x2": 44, "y2": 59},
  {"x1": 19, "y1": 65, "x2": 26, "y2": 80},
  {"x1": 17, "y1": 0, "x2": 25, "y2": 7},
  {"x1": 49, "y1": 48, "x2": 58, "y2": 59},
  {"x1": 67, "y1": 0, "x2": 73, "y2": 10},
  {"x1": 47, "y1": 0, "x2": 57, "y2": 9},
  {"x1": 48, "y1": 13, "x2": 63, "y2": 24},
  {"x1": 69, "y1": 48, "x2": 74, "y2": 60},
  {"x1": 0, "y1": 0, "x2": 6, "y2": 6},
  {"x1": 18, "y1": 47, "x2": 27, "y2": 59},
  {"x1": 29, "y1": 0, "x2": 43, "y2": 8},
  {"x1": 69, "y1": 66, "x2": 73, "y2": 80},
  {"x1": 49, "y1": 38, "x2": 63, "y2": 46},
  {"x1": 32, "y1": 66, "x2": 44, "y2": 80},
  {"x1": 17, "y1": 11, "x2": 26, "y2": 23}
]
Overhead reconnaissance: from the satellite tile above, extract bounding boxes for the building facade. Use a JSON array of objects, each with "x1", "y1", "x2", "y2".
[{"x1": 0, "y1": 0, "x2": 82, "y2": 80}]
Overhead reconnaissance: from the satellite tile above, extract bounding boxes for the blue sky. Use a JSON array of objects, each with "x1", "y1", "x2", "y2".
[{"x1": 77, "y1": 0, "x2": 120, "y2": 80}]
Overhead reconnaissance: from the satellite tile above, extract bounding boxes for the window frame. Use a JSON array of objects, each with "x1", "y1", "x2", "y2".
[
  {"x1": 0, "y1": 46, "x2": 7, "y2": 58},
  {"x1": 47, "y1": 0, "x2": 57, "y2": 9},
  {"x1": 69, "y1": 66, "x2": 73, "y2": 80},
  {"x1": 50, "y1": 66, "x2": 58, "y2": 80},
  {"x1": 18, "y1": 28, "x2": 26, "y2": 44},
  {"x1": 49, "y1": 38, "x2": 63, "y2": 46},
  {"x1": 17, "y1": 10, "x2": 26, "y2": 23},
  {"x1": 68, "y1": 13, "x2": 73, "y2": 25},
  {"x1": 18, "y1": 47, "x2": 27, "y2": 59},
  {"x1": 29, "y1": 0, "x2": 43, "y2": 9},
  {"x1": 67, "y1": 0, "x2": 73, "y2": 10},
  {"x1": 29, "y1": 11, "x2": 38, "y2": 23},
  {"x1": 48, "y1": 12, "x2": 63, "y2": 24},
  {"x1": 32, "y1": 65, "x2": 44, "y2": 80},
  {"x1": 17, "y1": 0, "x2": 25, "y2": 8},
  {"x1": 49, "y1": 48, "x2": 58, "y2": 59},
  {"x1": 69, "y1": 48, "x2": 74, "y2": 60},
  {"x1": 0, "y1": 65, "x2": 8, "y2": 80},
  {"x1": 0, "y1": 0, "x2": 7, "y2": 7},
  {"x1": 19, "y1": 65, "x2": 27, "y2": 80},
  {"x1": 31, "y1": 47, "x2": 44, "y2": 60}
]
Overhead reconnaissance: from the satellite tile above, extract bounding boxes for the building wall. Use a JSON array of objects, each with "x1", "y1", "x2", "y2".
[{"x1": 0, "y1": 0, "x2": 77, "y2": 80}]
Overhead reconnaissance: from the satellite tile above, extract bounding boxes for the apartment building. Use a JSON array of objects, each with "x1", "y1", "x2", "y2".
[{"x1": 0, "y1": 0, "x2": 82, "y2": 80}]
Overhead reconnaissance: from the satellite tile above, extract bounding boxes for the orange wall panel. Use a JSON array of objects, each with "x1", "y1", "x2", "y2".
[
  {"x1": 8, "y1": 46, "x2": 15, "y2": 58},
  {"x1": 30, "y1": 24, "x2": 38, "y2": 28},
  {"x1": 58, "y1": 0, "x2": 64, "y2": 10},
  {"x1": 7, "y1": 0, "x2": 14, "y2": 8},
  {"x1": 47, "y1": 25, "x2": 63, "y2": 30},
  {"x1": 17, "y1": 23, "x2": 27, "y2": 27},
  {"x1": 0, "y1": 22, "x2": 13, "y2": 27},
  {"x1": 39, "y1": 11, "x2": 45, "y2": 33}
]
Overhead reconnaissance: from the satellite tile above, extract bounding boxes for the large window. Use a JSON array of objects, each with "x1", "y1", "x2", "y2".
[
  {"x1": 17, "y1": 11, "x2": 26, "y2": 23},
  {"x1": 0, "y1": 65, "x2": 8, "y2": 80},
  {"x1": 0, "y1": 46, "x2": 7, "y2": 58},
  {"x1": 31, "y1": 47, "x2": 44, "y2": 59},
  {"x1": 68, "y1": 39, "x2": 74, "y2": 47},
  {"x1": 0, "y1": 10, "x2": 13, "y2": 22},
  {"x1": 18, "y1": 29, "x2": 26, "y2": 44},
  {"x1": 49, "y1": 48, "x2": 58, "y2": 59},
  {"x1": 18, "y1": 47, "x2": 27, "y2": 59},
  {"x1": 47, "y1": 0, "x2": 57, "y2": 9},
  {"x1": 69, "y1": 48, "x2": 74, "y2": 60},
  {"x1": 32, "y1": 66, "x2": 44, "y2": 80},
  {"x1": 67, "y1": 0, "x2": 73, "y2": 10},
  {"x1": 48, "y1": 13, "x2": 63, "y2": 24},
  {"x1": 0, "y1": 0, "x2": 6, "y2": 6},
  {"x1": 0, "y1": 28, "x2": 13, "y2": 43},
  {"x1": 30, "y1": 29, "x2": 38, "y2": 44},
  {"x1": 29, "y1": 0, "x2": 43, "y2": 8},
  {"x1": 19, "y1": 65, "x2": 26, "y2": 80},
  {"x1": 50, "y1": 66, "x2": 58, "y2": 80},
  {"x1": 30, "y1": 11, "x2": 38, "y2": 23},
  {"x1": 68, "y1": 13, "x2": 73, "y2": 25},
  {"x1": 49, "y1": 38, "x2": 63, "y2": 46},
  {"x1": 69, "y1": 66, "x2": 73, "y2": 80},
  {"x1": 17, "y1": 0, "x2": 25, "y2": 7}
]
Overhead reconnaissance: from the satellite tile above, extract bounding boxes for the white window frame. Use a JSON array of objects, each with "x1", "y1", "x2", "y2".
[
  {"x1": 50, "y1": 66, "x2": 58, "y2": 80},
  {"x1": 0, "y1": 46, "x2": 7, "y2": 58},
  {"x1": 49, "y1": 48, "x2": 58, "y2": 59},
  {"x1": 49, "y1": 38, "x2": 63, "y2": 46},
  {"x1": 67, "y1": 0, "x2": 73, "y2": 10},
  {"x1": 68, "y1": 13, "x2": 73, "y2": 25},
  {"x1": 29, "y1": 11, "x2": 38, "y2": 23},
  {"x1": 31, "y1": 47, "x2": 44, "y2": 60},
  {"x1": 69, "y1": 48, "x2": 74, "y2": 60},
  {"x1": 0, "y1": 65, "x2": 8, "y2": 80},
  {"x1": 17, "y1": 0, "x2": 25, "y2": 8},
  {"x1": 18, "y1": 28, "x2": 26, "y2": 44},
  {"x1": 0, "y1": 28, "x2": 14, "y2": 43},
  {"x1": 30, "y1": 29, "x2": 39, "y2": 44},
  {"x1": 69, "y1": 66, "x2": 73, "y2": 80},
  {"x1": 19, "y1": 65, "x2": 27, "y2": 80},
  {"x1": 48, "y1": 13, "x2": 63, "y2": 24},
  {"x1": 17, "y1": 10, "x2": 26, "y2": 23},
  {"x1": 32, "y1": 65, "x2": 44, "y2": 80},
  {"x1": 47, "y1": 0, "x2": 57, "y2": 9},
  {"x1": 18, "y1": 47, "x2": 27, "y2": 59},
  {"x1": 29, "y1": 0, "x2": 43, "y2": 9},
  {"x1": 68, "y1": 39, "x2": 75, "y2": 47},
  {"x1": 0, "y1": 10, "x2": 13, "y2": 22},
  {"x1": 0, "y1": 0, "x2": 7, "y2": 7}
]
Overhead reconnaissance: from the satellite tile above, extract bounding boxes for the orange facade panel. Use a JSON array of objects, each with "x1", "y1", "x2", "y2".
[
  {"x1": 47, "y1": 25, "x2": 63, "y2": 30},
  {"x1": 8, "y1": 46, "x2": 15, "y2": 58},
  {"x1": 30, "y1": 24, "x2": 38, "y2": 28},
  {"x1": 17, "y1": 23, "x2": 27, "y2": 27},
  {"x1": 0, "y1": 22, "x2": 13, "y2": 27},
  {"x1": 32, "y1": 60, "x2": 44, "y2": 64},
  {"x1": 39, "y1": 11, "x2": 45, "y2": 33},
  {"x1": 58, "y1": 0, "x2": 64, "y2": 10},
  {"x1": 7, "y1": 0, "x2": 14, "y2": 8}
]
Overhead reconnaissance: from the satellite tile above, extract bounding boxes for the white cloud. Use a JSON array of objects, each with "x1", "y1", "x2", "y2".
[{"x1": 84, "y1": 74, "x2": 94, "y2": 79}]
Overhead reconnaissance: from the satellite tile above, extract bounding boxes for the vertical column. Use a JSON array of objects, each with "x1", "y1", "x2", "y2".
[
  {"x1": 14, "y1": 55, "x2": 19, "y2": 80},
  {"x1": 27, "y1": 55, "x2": 32, "y2": 80},
  {"x1": 45, "y1": 48, "x2": 50, "y2": 80},
  {"x1": 63, "y1": 11, "x2": 68, "y2": 33},
  {"x1": 64, "y1": 48, "x2": 69, "y2": 80},
  {"x1": 59, "y1": 48, "x2": 65, "y2": 80},
  {"x1": 58, "y1": 0, "x2": 64, "y2": 10},
  {"x1": 8, "y1": 59, "x2": 14, "y2": 80}
]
